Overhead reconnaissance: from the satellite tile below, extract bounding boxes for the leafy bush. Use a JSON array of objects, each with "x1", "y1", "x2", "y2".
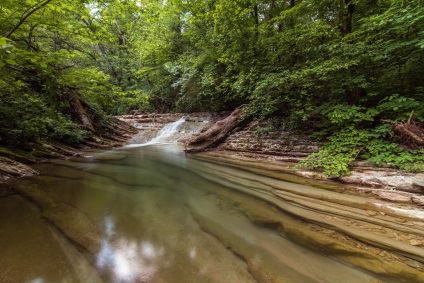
[
  {"x1": 0, "y1": 92, "x2": 86, "y2": 145},
  {"x1": 301, "y1": 128, "x2": 370, "y2": 176},
  {"x1": 301, "y1": 97, "x2": 424, "y2": 176},
  {"x1": 302, "y1": 132, "x2": 424, "y2": 177},
  {"x1": 364, "y1": 140, "x2": 424, "y2": 171}
]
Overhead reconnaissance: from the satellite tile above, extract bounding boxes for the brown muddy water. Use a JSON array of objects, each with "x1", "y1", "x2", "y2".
[{"x1": 1, "y1": 145, "x2": 423, "y2": 283}]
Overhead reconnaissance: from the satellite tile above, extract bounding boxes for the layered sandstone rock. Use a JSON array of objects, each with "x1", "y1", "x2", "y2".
[{"x1": 218, "y1": 120, "x2": 321, "y2": 160}]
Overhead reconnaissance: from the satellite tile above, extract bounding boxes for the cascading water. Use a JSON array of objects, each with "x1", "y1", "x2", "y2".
[
  {"x1": 126, "y1": 115, "x2": 210, "y2": 147},
  {"x1": 146, "y1": 116, "x2": 187, "y2": 144}
]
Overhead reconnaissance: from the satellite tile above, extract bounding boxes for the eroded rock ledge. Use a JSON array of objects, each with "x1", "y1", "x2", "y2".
[
  {"x1": 181, "y1": 112, "x2": 424, "y2": 197},
  {"x1": 0, "y1": 117, "x2": 137, "y2": 182},
  {"x1": 184, "y1": 151, "x2": 424, "y2": 282}
]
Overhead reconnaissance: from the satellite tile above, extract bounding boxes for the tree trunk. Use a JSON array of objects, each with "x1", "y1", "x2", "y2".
[
  {"x1": 289, "y1": 0, "x2": 295, "y2": 28},
  {"x1": 340, "y1": 0, "x2": 355, "y2": 35},
  {"x1": 98, "y1": 43, "x2": 120, "y2": 85},
  {"x1": 253, "y1": 3, "x2": 259, "y2": 54},
  {"x1": 66, "y1": 90, "x2": 95, "y2": 132},
  {"x1": 345, "y1": 0, "x2": 355, "y2": 34},
  {"x1": 266, "y1": 0, "x2": 275, "y2": 22}
]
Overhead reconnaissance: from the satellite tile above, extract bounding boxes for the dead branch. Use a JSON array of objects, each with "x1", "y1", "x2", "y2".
[{"x1": 383, "y1": 111, "x2": 424, "y2": 150}]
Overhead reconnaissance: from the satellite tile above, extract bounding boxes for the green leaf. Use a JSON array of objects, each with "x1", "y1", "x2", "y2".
[{"x1": 5, "y1": 59, "x2": 16, "y2": 65}]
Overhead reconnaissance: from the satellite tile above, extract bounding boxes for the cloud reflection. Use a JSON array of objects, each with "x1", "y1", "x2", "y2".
[
  {"x1": 97, "y1": 217, "x2": 162, "y2": 282},
  {"x1": 189, "y1": 248, "x2": 197, "y2": 259}
]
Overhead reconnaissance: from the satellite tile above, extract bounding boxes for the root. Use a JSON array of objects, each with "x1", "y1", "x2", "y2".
[{"x1": 383, "y1": 111, "x2": 424, "y2": 150}]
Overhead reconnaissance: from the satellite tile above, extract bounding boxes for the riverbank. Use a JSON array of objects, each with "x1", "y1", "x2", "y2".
[
  {"x1": 194, "y1": 150, "x2": 424, "y2": 206},
  {"x1": 210, "y1": 126, "x2": 424, "y2": 206},
  {"x1": 218, "y1": 120, "x2": 424, "y2": 205},
  {"x1": 0, "y1": 116, "x2": 138, "y2": 183}
]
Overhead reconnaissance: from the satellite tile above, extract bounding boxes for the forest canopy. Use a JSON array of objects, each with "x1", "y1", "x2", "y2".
[{"x1": 0, "y1": 0, "x2": 423, "y2": 175}]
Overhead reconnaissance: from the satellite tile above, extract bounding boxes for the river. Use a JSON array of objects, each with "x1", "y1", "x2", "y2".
[{"x1": 1, "y1": 143, "x2": 424, "y2": 282}]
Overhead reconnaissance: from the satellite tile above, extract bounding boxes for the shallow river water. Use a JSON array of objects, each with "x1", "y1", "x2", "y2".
[{"x1": 1, "y1": 144, "x2": 423, "y2": 283}]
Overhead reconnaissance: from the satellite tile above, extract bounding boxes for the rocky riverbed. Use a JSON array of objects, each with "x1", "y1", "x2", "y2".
[
  {"x1": 117, "y1": 111, "x2": 424, "y2": 206},
  {"x1": 2, "y1": 145, "x2": 424, "y2": 282},
  {"x1": 1, "y1": 111, "x2": 423, "y2": 282}
]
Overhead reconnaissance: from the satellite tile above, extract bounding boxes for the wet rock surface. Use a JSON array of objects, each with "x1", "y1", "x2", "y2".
[
  {"x1": 340, "y1": 170, "x2": 424, "y2": 194},
  {"x1": 118, "y1": 112, "x2": 227, "y2": 144},
  {"x1": 118, "y1": 112, "x2": 224, "y2": 130},
  {"x1": 192, "y1": 117, "x2": 423, "y2": 196},
  {"x1": 10, "y1": 178, "x2": 102, "y2": 257},
  {"x1": 0, "y1": 156, "x2": 38, "y2": 182},
  {"x1": 189, "y1": 151, "x2": 424, "y2": 282}
]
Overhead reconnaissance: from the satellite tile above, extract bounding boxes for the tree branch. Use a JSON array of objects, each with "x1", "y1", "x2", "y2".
[
  {"x1": 4, "y1": 0, "x2": 54, "y2": 39},
  {"x1": 407, "y1": 110, "x2": 414, "y2": 125}
]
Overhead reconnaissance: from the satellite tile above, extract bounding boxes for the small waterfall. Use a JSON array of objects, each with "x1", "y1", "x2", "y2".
[
  {"x1": 146, "y1": 116, "x2": 187, "y2": 144},
  {"x1": 125, "y1": 114, "x2": 211, "y2": 147}
]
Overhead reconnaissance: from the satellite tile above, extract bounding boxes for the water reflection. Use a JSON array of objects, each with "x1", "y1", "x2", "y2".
[
  {"x1": 97, "y1": 217, "x2": 163, "y2": 283},
  {"x1": 2, "y1": 145, "x2": 407, "y2": 282},
  {"x1": 189, "y1": 248, "x2": 197, "y2": 260}
]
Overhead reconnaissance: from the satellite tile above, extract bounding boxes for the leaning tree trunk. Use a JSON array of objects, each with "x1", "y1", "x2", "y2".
[
  {"x1": 66, "y1": 90, "x2": 95, "y2": 132},
  {"x1": 185, "y1": 106, "x2": 250, "y2": 152},
  {"x1": 98, "y1": 43, "x2": 120, "y2": 85}
]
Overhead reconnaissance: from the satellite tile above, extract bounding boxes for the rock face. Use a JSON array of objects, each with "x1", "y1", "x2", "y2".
[
  {"x1": 213, "y1": 119, "x2": 424, "y2": 196},
  {"x1": 340, "y1": 170, "x2": 424, "y2": 194},
  {"x1": 218, "y1": 120, "x2": 322, "y2": 160},
  {"x1": 118, "y1": 112, "x2": 186, "y2": 131},
  {"x1": 187, "y1": 151, "x2": 424, "y2": 282}
]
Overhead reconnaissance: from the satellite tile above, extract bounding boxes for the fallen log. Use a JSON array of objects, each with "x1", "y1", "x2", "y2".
[{"x1": 185, "y1": 107, "x2": 250, "y2": 152}]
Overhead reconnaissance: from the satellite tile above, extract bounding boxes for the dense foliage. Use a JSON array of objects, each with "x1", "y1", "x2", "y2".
[{"x1": 0, "y1": 0, "x2": 423, "y2": 174}]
